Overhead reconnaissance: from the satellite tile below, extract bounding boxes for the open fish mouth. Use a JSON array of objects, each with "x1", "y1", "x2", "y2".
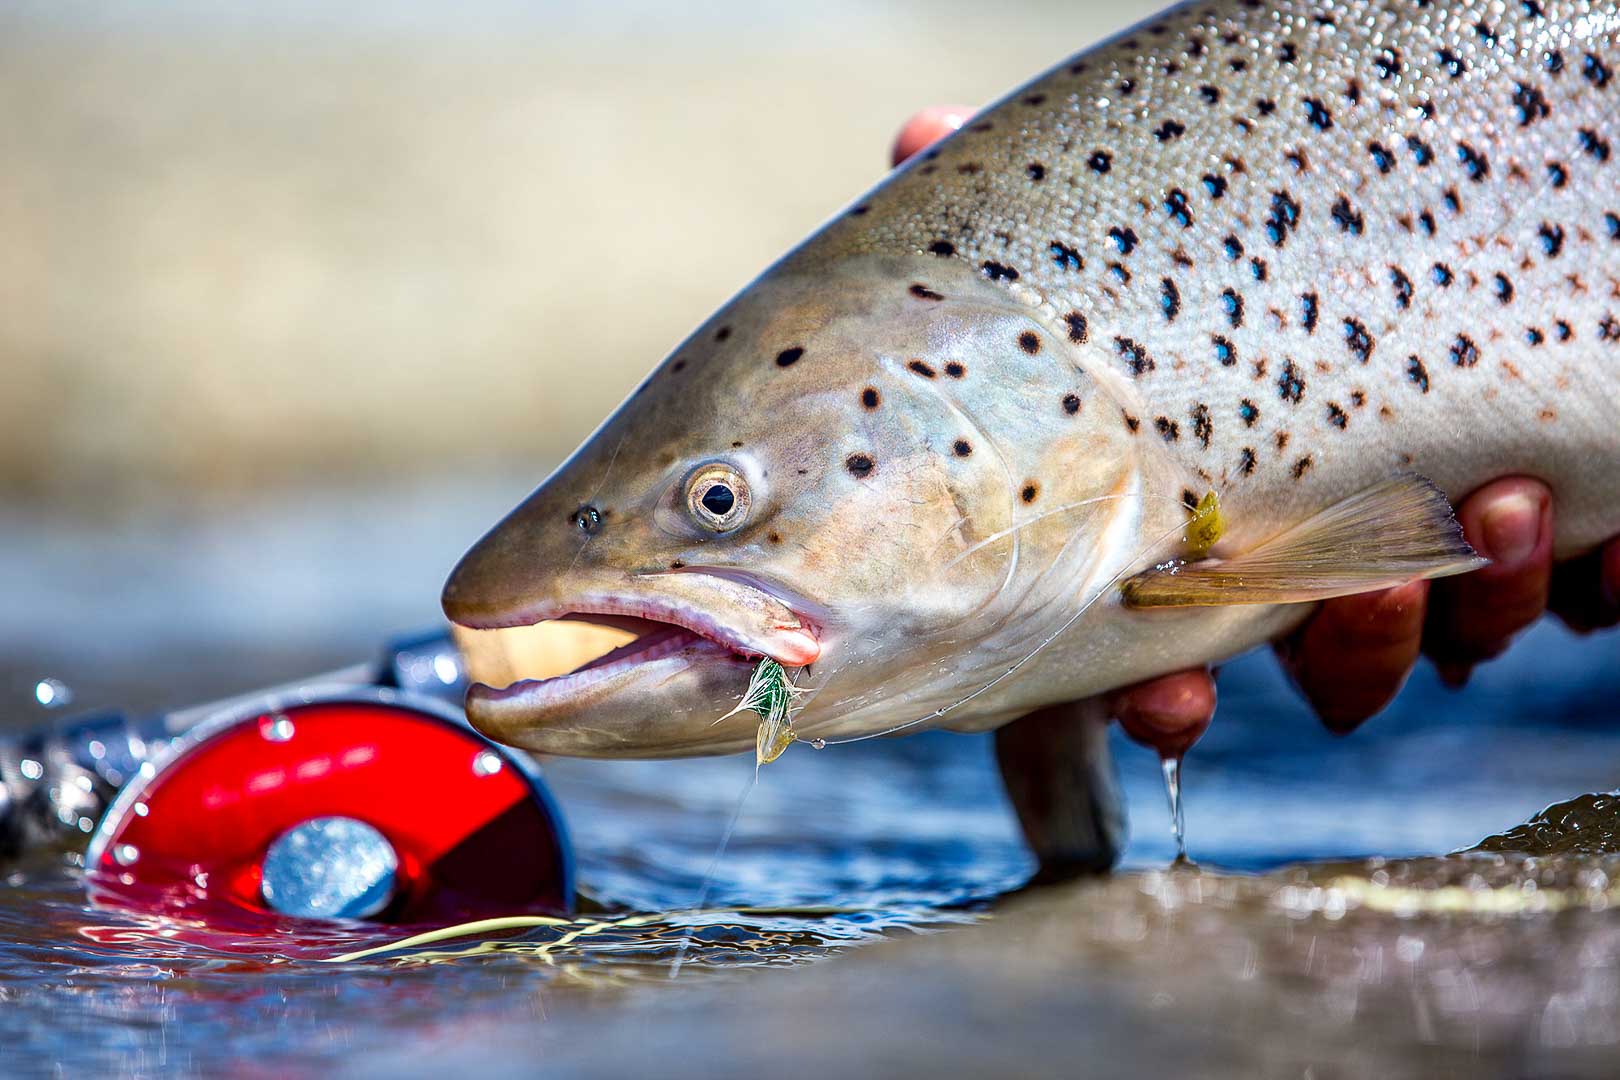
[{"x1": 444, "y1": 573, "x2": 822, "y2": 757}]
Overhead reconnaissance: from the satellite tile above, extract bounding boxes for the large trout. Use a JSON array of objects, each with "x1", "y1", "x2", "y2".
[{"x1": 443, "y1": 0, "x2": 1619, "y2": 857}]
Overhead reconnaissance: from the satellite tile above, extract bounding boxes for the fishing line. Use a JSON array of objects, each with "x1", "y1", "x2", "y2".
[{"x1": 668, "y1": 763, "x2": 758, "y2": 979}]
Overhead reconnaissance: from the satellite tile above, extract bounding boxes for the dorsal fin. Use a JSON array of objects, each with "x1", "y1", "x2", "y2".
[{"x1": 1121, "y1": 473, "x2": 1485, "y2": 609}]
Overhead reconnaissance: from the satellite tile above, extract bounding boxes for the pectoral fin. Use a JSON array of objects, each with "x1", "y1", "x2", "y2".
[{"x1": 1121, "y1": 473, "x2": 1486, "y2": 609}]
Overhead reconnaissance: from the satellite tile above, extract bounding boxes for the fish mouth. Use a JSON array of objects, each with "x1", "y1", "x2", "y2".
[{"x1": 446, "y1": 572, "x2": 822, "y2": 757}]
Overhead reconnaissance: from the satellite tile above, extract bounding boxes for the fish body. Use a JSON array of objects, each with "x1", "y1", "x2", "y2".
[{"x1": 443, "y1": 0, "x2": 1620, "y2": 761}]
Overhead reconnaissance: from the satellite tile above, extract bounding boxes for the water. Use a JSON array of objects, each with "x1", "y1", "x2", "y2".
[{"x1": 5, "y1": 485, "x2": 1620, "y2": 1073}]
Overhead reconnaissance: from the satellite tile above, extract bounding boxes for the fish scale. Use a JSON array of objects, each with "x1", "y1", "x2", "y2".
[
  {"x1": 443, "y1": 0, "x2": 1620, "y2": 780},
  {"x1": 826, "y1": 0, "x2": 1620, "y2": 554}
]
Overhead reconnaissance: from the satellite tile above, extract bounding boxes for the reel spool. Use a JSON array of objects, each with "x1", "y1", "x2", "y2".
[{"x1": 84, "y1": 688, "x2": 573, "y2": 925}]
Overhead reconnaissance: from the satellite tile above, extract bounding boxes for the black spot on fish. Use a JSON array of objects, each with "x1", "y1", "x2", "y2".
[
  {"x1": 909, "y1": 283, "x2": 945, "y2": 301},
  {"x1": 1538, "y1": 223, "x2": 1565, "y2": 257},
  {"x1": 1109, "y1": 226, "x2": 1139, "y2": 255},
  {"x1": 1475, "y1": 20, "x2": 1498, "y2": 45},
  {"x1": 1277, "y1": 359, "x2": 1305, "y2": 403},
  {"x1": 1292, "y1": 456, "x2": 1314, "y2": 480},
  {"x1": 1303, "y1": 97, "x2": 1332, "y2": 130},
  {"x1": 1407, "y1": 136, "x2": 1434, "y2": 166},
  {"x1": 1279, "y1": 43, "x2": 1298, "y2": 65},
  {"x1": 1442, "y1": 187, "x2": 1462, "y2": 214},
  {"x1": 1432, "y1": 263, "x2": 1454, "y2": 286},
  {"x1": 1213, "y1": 335, "x2": 1236, "y2": 366},
  {"x1": 848, "y1": 204, "x2": 870, "y2": 217},
  {"x1": 1223, "y1": 235, "x2": 1243, "y2": 260},
  {"x1": 1450, "y1": 334, "x2": 1480, "y2": 367},
  {"x1": 1301, "y1": 293, "x2": 1319, "y2": 333},
  {"x1": 714, "y1": 325, "x2": 732, "y2": 342},
  {"x1": 1250, "y1": 258, "x2": 1268, "y2": 281},
  {"x1": 1374, "y1": 47, "x2": 1401, "y2": 80},
  {"x1": 927, "y1": 241, "x2": 955, "y2": 257},
  {"x1": 767, "y1": 532, "x2": 782, "y2": 545},
  {"x1": 1556, "y1": 319, "x2": 1574, "y2": 340},
  {"x1": 1165, "y1": 188, "x2": 1194, "y2": 229},
  {"x1": 1020, "y1": 482, "x2": 1039, "y2": 503},
  {"x1": 1154, "y1": 119, "x2": 1187, "y2": 142},
  {"x1": 1161, "y1": 278, "x2": 1181, "y2": 322},
  {"x1": 1202, "y1": 173, "x2": 1228, "y2": 199},
  {"x1": 1547, "y1": 48, "x2": 1565, "y2": 73},
  {"x1": 1257, "y1": 97, "x2": 1278, "y2": 115},
  {"x1": 861, "y1": 387, "x2": 880, "y2": 409},
  {"x1": 1527, "y1": 327, "x2": 1545, "y2": 345},
  {"x1": 1191, "y1": 404, "x2": 1213, "y2": 448},
  {"x1": 1181, "y1": 489, "x2": 1199, "y2": 510},
  {"x1": 1115, "y1": 337, "x2": 1154, "y2": 376},
  {"x1": 1547, "y1": 160, "x2": 1568, "y2": 187},
  {"x1": 1108, "y1": 262, "x2": 1131, "y2": 285},
  {"x1": 1123, "y1": 412, "x2": 1140, "y2": 433},
  {"x1": 1087, "y1": 151, "x2": 1113, "y2": 174},
  {"x1": 1064, "y1": 311, "x2": 1089, "y2": 343},
  {"x1": 1050, "y1": 241, "x2": 1083, "y2": 271},
  {"x1": 1369, "y1": 141, "x2": 1395, "y2": 173},
  {"x1": 1514, "y1": 82, "x2": 1551, "y2": 126},
  {"x1": 1524, "y1": 0, "x2": 1546, "y2": 18},
  {"x1": 1326, "y1": 402, "x2": 1349, "y2": 429},
  {"x1": 1017, "y1": 331, "x2": 1041, "y2": 355},
  {"x1": 1023, "y1": 93, "x2": 1047, "y2": 106},
  {"x1": 1606, "y1": 212, "x2": 1620, "y2": 239},
  {"x1": 1265, "y1": 190, "x2": 1301, "y2": 247},
  {"x1": 1026, "y1": 162, "x2": 1047, "y2": 182},
  {"x1": 1200, "y1": 85, "x2": 1220, "y2": 104},
  {"x1": 1239, "y1": 399, "x2": 1260, "y2": 426},
  {"x1": 1238, "y1": 447, "x2": 1258, "y2": 475},
  {"x1": 776, "y1": 346, "x2": 804, "y2": 367},
  {"x1": 1389, "y1": 267, "x2": 1414, "y2": 309},
  {"x1": 1493, "y1": 273, "x2": 1515, "y2": 304},
  {"x1": 1330, "y1": 196, "x2": 1364, "y2": 234},
  {"x1": 953, "y1": 439, "x2": 972, "y2": 457},
  {"x1": 1343, "y1": 318, "x2": 1373, "y2": 362},
  {"x1": 908, "y1": 359, "x2": 936, "y2": 378},
  {"x1": 1284, "y1": 149, "x2": 1309, "y2": 173},
  {"x1": 1579, "y1": 129, "x2": 1611, "y2": 161},
  {"x1": 845, "y1": 454, "x2": 875, "y2": 478},
  {"x1": 1437, "y1": 48, "x2": 1467, "y2": 78},
  {"x1": 1457, "y1": 142, "x2": 1490, "y2": 182},
  {"x1": 1062, "y1": 393, "x2": 1081, "y2": 416},
  {"x1": 1585, "y1": 53, "x2": 1612, "y2": 88},
  {"x1": 671, "y1": 359, "x2": 687, "y2": 373},
  {"x1": 981, "y1": 261, "x2": 1019, "y2": 282},
  {"x1": 944, "y1": 361, "x2": 965, "y2": 379},
  {"x1": 1419, "y1": 210, "x2": 1437, "y2": 235},
  {"x1": 1600, "y1": 315, "x2": 1620, "y2": 342},
  {"x1": 955, "y1": 162, "x2": 984, "y2": 175},
  {"x1": 1221, "y1": 288, "x2": 1244, "y2": 328},
  {"x1": 1407, "y1": 356, "x2": 1430, "y2": 391},
  {"x1": 1154, "y1": 417, "x2": 1180, "y2": 442}
]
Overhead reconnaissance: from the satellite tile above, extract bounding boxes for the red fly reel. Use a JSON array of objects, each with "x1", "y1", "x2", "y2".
[{"x1": 85, "y1": 690, "x2": 573, "y2": 926}]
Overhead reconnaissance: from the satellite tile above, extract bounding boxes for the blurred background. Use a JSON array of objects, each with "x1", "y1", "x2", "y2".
[{"x1": 0, "y1": 0, "x2": 1142, "y2": 711}]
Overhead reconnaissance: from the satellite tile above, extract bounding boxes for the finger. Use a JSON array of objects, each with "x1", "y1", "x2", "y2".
[
  {"x1": 1550, "y1": 536, "x2": 1620, "y2": 633},
  {"x1": 891, "y1": 105, "x2": 974, "y2": 167},
  {"x1": 1106, "y1": 668, "x2": 1216, "y2": 759},
  {"x1": 1276, "y1": 578, "x2": 1429, "y2": 734},
  {"x1": 1424, "y1": 476, "x2": 1553, "y2": 684}
]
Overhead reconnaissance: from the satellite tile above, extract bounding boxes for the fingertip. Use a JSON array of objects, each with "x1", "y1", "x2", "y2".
[
  {"x1": 1427, "y1": 476, "x2": 1553, "y2": 665},
  {"x1": 890, "y1": 105, "x2": 974, "y2": 167},
  {"x1": 1281, "y1": 580, "x2": 1428, "y2": 734},
  {"x1": 1109, "y1": 669, "x2": 1216, "y2": 758}
]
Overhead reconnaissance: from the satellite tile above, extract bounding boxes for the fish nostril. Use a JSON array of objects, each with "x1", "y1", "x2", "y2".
[{"x1": 570, "y1": 505, "x2": 604, "y2": 536}]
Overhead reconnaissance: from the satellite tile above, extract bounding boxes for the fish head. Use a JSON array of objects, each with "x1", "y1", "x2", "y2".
[{"x1": 444, "y1": 254, "x2": 1157, "y2": 757}]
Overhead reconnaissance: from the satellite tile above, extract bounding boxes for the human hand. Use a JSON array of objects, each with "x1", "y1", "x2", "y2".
[{"x1": 890, "y1": 108, "x2": 1620, "y2": 757}]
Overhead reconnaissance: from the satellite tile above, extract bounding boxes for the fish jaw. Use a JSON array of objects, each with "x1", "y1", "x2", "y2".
[{"x1": 445, "y1": 566, "x2": 822, "y2": 757}]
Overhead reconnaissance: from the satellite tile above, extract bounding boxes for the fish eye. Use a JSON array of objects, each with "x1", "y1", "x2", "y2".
[{"x1": 685, "y1": 463, "x2": 751, "y2": 532}]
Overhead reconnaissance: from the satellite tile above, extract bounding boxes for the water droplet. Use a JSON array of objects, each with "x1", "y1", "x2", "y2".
[
  {"x1": 33, "y1": 678, "x2": 72, "y2": 709},
  {"x1": 261, "y1": 715, "x2": 295, "y2": 742},
  {"x1": 809, "y1": 739, "x2": 826, "y2": 750},
  {"x1": 1161, "y1": 756, "x2": 1189, "y2": 864},
  {"x1": 113, "y1": 843, "x2": 140, "y2": 866},
  {"x1": 472, "y1": 750, "x2": 503, "y2": 777}
]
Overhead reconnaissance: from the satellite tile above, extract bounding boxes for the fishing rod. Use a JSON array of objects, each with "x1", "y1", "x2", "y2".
[{"x1": 3, "y1": 630, "x2": 574, "y2": 926}]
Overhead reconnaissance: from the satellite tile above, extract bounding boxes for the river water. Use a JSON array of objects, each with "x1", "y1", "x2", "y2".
[{"x1": 2, "y1": 482, "x2": 1618, "y2": 1075}]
